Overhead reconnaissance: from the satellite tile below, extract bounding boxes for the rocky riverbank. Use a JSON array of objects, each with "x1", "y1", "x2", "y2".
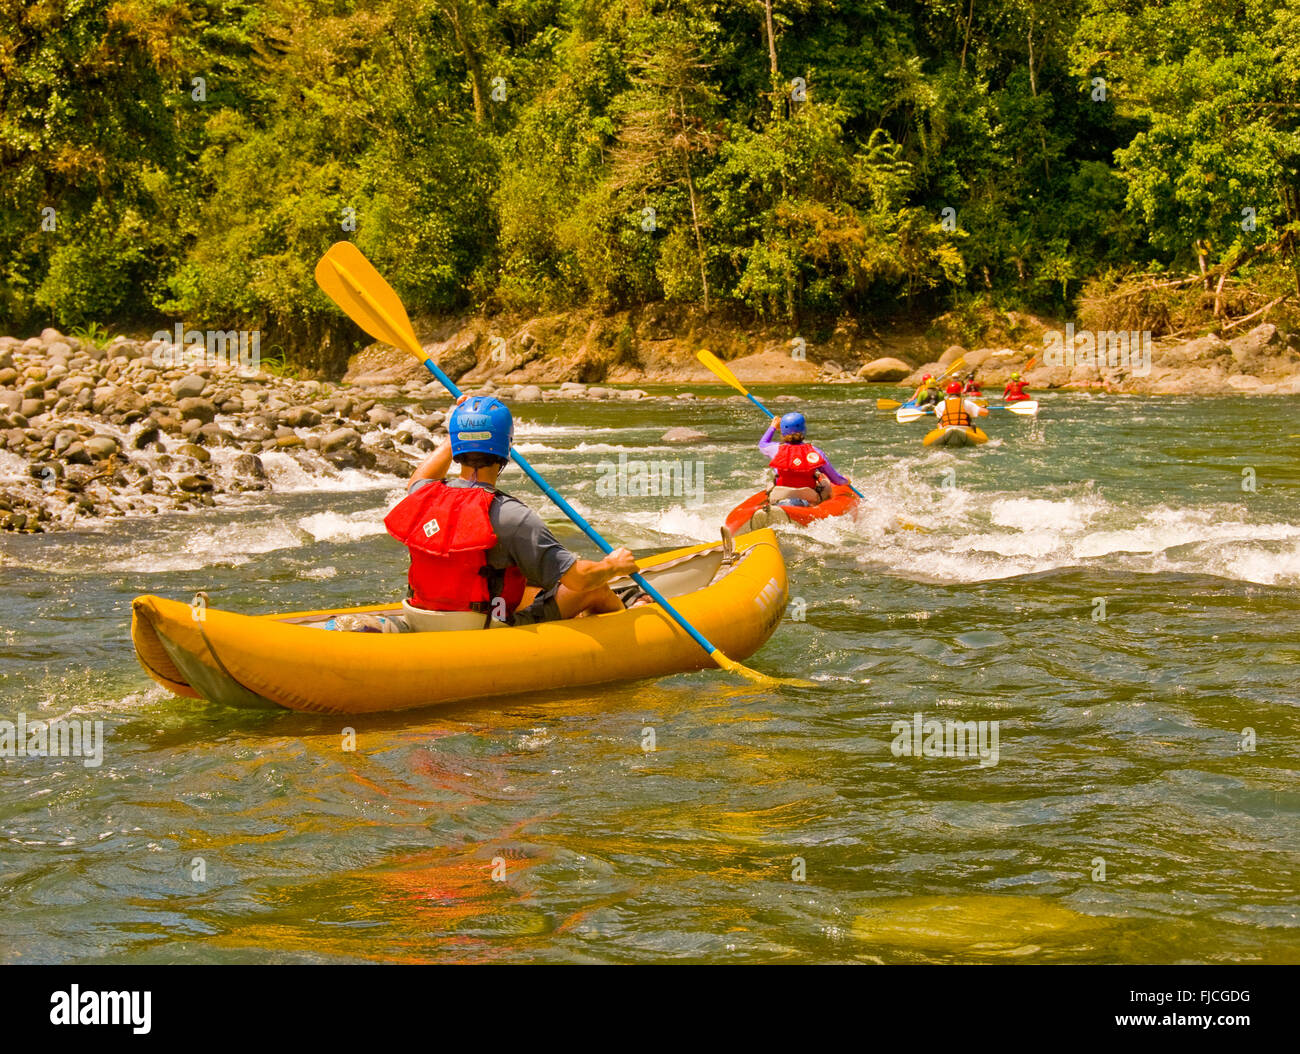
[
  {"x1": 0, "y1": 329, "x2": 704, "y2": 533},
  {"x1": 0, "y1": 330, "x2": 448, "y2": 533},
  {"x1": 342, "y1": 305, "x2": 1300, "y2": 395}
]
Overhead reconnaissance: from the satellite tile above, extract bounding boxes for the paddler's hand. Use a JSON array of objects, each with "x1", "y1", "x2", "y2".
[
  {"x1": 605, "y1": 547, "x2": 638, "y2": 577},
  {"x1": 771, "y1": 415, "x2": 781, "y2": 431}
]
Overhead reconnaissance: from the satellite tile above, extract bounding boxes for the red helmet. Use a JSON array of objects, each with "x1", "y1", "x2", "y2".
[
  {"x1": 946, "y1": 382, "x2": 963, "y2": 395},
  {"x1": 921, "y1": 374, "x2": 933, "y2": 382}
]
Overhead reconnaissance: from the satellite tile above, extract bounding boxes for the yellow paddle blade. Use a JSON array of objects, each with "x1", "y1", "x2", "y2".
[
  {"x1": 939, "y1": 356, "x2": 966, "y2": 380},
  {"x1": 314, "y1": 242, "x2": 424, "y2": 360},
  {"x1": 697, "y1": 348, "x2": 750, "y2": 396},
  {"x1": 896, "y1": 517, "x2": 931, "y2": 533},
  {"x1": 876, "y1": 399, "x2": 902, "y2": 410},
  {"x1": 709, "y1": 650, "x2": 814, "y2": 688}
]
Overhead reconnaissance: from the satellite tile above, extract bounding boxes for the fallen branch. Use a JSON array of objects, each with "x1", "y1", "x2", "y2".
[{"x1": 1219, "y1": 294, "x2": 1291, "y2": 333}]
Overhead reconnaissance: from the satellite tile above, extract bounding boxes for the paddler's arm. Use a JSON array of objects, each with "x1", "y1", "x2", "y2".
[
  {"x1": 407, "y1": 396, "x2": 470, "y2": 487},
  {"x1": 812, "y1": 448, "x2": 848, "y2": 485},
  {"x1": 758, "y1": 417, "x2": 780, "y2": 458},
  {"x1": 408, "y1": 438, "x2": 454, "y2": 487},
  {"x1": 560, "y1": 548, "x2": 639, "y2": 591},
  {"x1": 495, "y1": 496, "x2": 639, "y2": 593}
]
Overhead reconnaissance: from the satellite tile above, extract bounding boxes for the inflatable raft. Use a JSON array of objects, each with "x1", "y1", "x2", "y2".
[
  {"x1": 131, "y1": 529, "x2": 788, "y2": 715},
  {"x1": 723, "y1": 484, "x2": 858, "y2": 535},
  {"x1": 923, "y1": 425, "x2": 989, "y2": 448}
]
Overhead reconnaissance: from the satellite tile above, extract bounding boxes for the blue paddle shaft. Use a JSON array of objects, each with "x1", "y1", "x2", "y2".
[
  {"x1": 420, "y1": 360, "x2": 723, "y2": 658},
  {"x1": 741, "y1": 384, "x2": 865, "y2": 501}
]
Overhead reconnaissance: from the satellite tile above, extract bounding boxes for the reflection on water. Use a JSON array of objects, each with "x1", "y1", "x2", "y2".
[{"x1": 1, "y1": 392, "x2": 1298, "y2": 963}]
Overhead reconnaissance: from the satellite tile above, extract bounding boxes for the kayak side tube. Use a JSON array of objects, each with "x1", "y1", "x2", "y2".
[{"x1": 130, "y1": 528, "x2": 789, "y2": 715}]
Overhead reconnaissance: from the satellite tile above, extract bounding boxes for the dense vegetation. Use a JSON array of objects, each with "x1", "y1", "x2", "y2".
[{"x1": 2, "y1": 0, "x2": 1297, "y2": 369}]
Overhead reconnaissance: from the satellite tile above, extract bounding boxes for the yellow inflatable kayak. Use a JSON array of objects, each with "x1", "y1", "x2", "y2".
[
  {"x1": 131, "y1": 529, "x2": 789, "y2": 714},
  {"x1": 923, "y1": 425, "x2": 989, "y2": 448}
]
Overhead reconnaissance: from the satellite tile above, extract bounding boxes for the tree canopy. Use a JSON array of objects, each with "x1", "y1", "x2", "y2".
[{"x1": 2, "y1": 0, "x2": 1296, "y2": 367}]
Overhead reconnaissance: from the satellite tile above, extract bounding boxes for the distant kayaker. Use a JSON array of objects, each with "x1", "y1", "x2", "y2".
[
  {"x1": 962, "y1": 372, "x2": 982, "y2": 396},
  {"x1": 386, "y1": 396, "x2": 640, "y2": 627},
  {"x1": 758, "y1": 412, "x2": 848, "y2": 507},
  {"x1": 912, "y1": 374, "x2": 942, "y2": 407},
  {"x1": 1003, "y1": 372, "x2": 1031, "y2": 402},
  {"x1": 935, "y1": 382, "x2": 990, "y2": 430}
]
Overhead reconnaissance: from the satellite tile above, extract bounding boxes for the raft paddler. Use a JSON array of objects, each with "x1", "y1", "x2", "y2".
[
  {"x1": 935, "y1": 382, "x2": 990, "y2": 429},
  {"x1": 962, "y1": 372, "x2": 983, "y2": 396},
  {"x1": 911, "y1": 374, "x2": 942, "y2": 407},
  {"x1": 758, "y1": 411, "x2": 847, "y2": 507},
  {"x1": 1003, "y1": 372, "x2": 1031, "y2": 402},
  {"x1": 386, "y1": 396, "x2": 640, "y2": 626}
]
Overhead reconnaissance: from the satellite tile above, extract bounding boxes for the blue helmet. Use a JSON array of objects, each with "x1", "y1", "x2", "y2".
[
  {"x1": 779, "y1": 412, "x2": 806, "y2": 437},
  {"x1": 449, "y1": 396, "x2": 513, "y2": 461}
]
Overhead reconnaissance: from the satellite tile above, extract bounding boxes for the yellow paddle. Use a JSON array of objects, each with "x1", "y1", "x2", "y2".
[
  {"x1": 315, "y1": 242, "x2": 797, "y2": 689},
  {"x1": 878, "y1": 356, "x2": 967, "y2": 411}
]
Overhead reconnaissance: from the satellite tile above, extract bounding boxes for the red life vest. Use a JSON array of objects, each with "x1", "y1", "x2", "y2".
[
  {"x1": 940, "y1": 396, "x2": 972, "y2": 427},
  {"x1": 1004, "y1": 380, "x2": 1029, "y2": 401},
  {"x1": 384, "y1": 481, "x2": 526, "y2": 616},
  {"x1": 769, "y1": 443, "x2": 824, "y2": 490}
]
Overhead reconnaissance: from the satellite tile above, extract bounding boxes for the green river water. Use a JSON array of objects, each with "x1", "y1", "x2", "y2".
[{"x1": 1, "y1": 387, "x2": 1298, "y2": 963}]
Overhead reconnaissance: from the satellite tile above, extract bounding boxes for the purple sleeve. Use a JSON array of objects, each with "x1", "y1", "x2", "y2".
[
  {"x1": 758, "y1": 424, "x2": 779, "y2": 459},
  {"x1": 812, "y1": 446, "x2": 848, "y2": 485}
]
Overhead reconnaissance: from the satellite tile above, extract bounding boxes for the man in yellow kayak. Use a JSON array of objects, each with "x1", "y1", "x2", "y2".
[
  {"x1": 384, "y1": 396, "x2": 640, "y2": 627},
  {"x1": 935, "y1": 381, "x2": 990, "y2": 430}
]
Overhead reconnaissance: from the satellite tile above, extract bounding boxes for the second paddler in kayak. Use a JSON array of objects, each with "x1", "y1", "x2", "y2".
[{"x1": 758, "y1": 411, "x2": 849, "y2": 508}]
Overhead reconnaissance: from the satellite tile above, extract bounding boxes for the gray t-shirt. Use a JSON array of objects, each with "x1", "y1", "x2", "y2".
[{"x1": 408, "y1": 478, "x2": 578, "y2": 589}]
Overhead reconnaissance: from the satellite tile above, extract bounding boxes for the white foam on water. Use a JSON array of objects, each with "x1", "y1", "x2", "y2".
[
  {"x1": 298, "y1": 564, "x2": 338, "y2": 580},
  {"x1": 0, "y1": 450, "x2": 31, "y2": 483},
  {"x1": 513, "y1": 441, "x2": 712, "y2": 456},
  {"x1": 1070, "y1": 506, "x2": 1300, "y2": 560},
  {"x1": 623, "y1": 502, "x2": 727, "y2": 546},
  {"x1": 989, "y1": 497, "x2": 1101, "y2": 534},
  {"x1": 254, "y1": 450, "x2": 397, "y2": 493},
  {"x1": 297, "y1": 509, "x2": 389, "y2": 543},
  {"x1": 1214, "y1": 538, "x2": 1300, "y2": 586},
  {"x1": 513, "y1": 421, "x2": 590, "y2": 438},
  {"x1": 101, "y1": 520, "x2": 307, "y2": 572}
]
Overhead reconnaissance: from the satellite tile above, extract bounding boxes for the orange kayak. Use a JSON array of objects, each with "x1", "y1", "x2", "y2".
[{"x1": 724, "y1": 484, "x2": 859, "y2": 534}]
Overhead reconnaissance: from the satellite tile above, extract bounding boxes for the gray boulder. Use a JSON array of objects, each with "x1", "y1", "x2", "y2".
[
  {"x1": 662, "y1": 427, "x2": 709, "y2": 444},
  {"x1": 177, "y1": 397, "x2": 216, "y2": 423},
  {"x1": 856, "y1": 356, "x2": 913, "y2": 382},
  {"x1": 84, "y1": 436, "x2": 120, "y2": 460},
  {"x1": 171, "y1": 374, "x2": 208, "y2": 399},
  {"x1": 321, "y1": 427, "x2": 362, "y2": 453}
]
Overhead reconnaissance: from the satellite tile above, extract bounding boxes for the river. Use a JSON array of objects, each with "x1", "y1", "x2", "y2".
[{"x1": 1, "y1": 387, "x2": 1297, "y2": 962}]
